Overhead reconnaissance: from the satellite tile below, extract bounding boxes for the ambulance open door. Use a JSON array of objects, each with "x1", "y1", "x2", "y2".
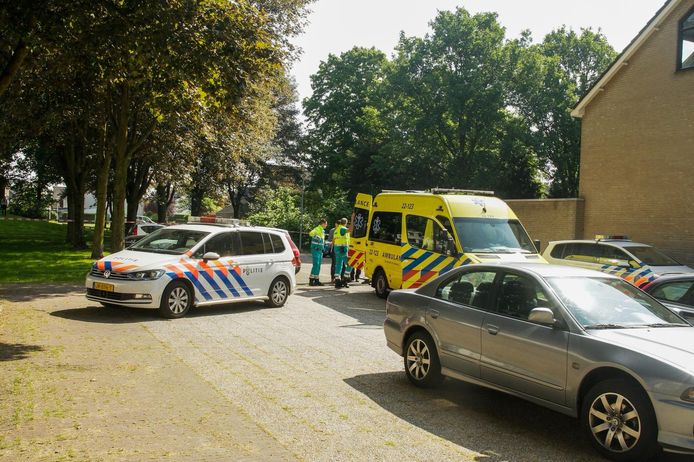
[{"x1": 348, "y1": 193, "x2": 372, "y2": 277}]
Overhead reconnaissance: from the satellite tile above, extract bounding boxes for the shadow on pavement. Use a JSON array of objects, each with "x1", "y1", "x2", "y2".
[
  {"x1": 0, "y1": 342, "x2": 44, "y2": 361},
  {"x1": 346, "y1": 371, "x2": 602, "y2": 462},
  {"x1": 50, "y1": 300, "x2": 280, "y2": 324},
  {"x1": 294, "y1": 285, "x2": 387, "y2": 327},
  {"x1": 0, "y1": 284, "x2": 84, "y2": 303},
  {"x1": 345, "y1": 371, "x2": 689, "y2": 462}
]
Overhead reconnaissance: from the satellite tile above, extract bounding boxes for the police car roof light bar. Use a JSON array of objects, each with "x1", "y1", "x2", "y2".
[
  {"x1": 188, "y1": 216, "x2": 250, "y2": 227},
  {"x1": 595, "y1": 234, "x2": 631, "y2": 242}
]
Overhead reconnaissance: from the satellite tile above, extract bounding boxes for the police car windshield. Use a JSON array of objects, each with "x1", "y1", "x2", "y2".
[
  {"x1": 130, "y1": 228, "x2": 210, "y2": 255},
  {"x1": 453, "y1": 218, "x2": 535, "y2": 254},
  {"x1": 626, "y1": 246, "x2": 680, "y2": 266}
]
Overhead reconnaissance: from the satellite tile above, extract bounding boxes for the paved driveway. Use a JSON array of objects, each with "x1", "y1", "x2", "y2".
[{"x1": 2, "y1": 264, "x2": 690, "y2": 461}]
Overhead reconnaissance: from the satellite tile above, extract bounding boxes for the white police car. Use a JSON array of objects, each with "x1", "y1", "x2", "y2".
[
  {"x1": 542, "y1": 235, "x2": 694, "y2": 289},
  {"x1": 86, "y1": 218, "x2": 298, "y2": 318}
]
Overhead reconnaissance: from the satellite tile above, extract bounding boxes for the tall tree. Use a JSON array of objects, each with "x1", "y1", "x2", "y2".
[
  {"x1": 303, "y1": 47, "x2": 389, "y2": 196},
  {"x1": 510, "y1": 28, "x2": 616, "y2": 197}
]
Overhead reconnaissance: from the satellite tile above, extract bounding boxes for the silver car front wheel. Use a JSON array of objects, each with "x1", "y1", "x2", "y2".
[
  {"x1": 589, "y1": 392, "x2": 641, "y2": 453},
  {"x1": 582, "y1": 379, "x2": 659, "y2": 461}
]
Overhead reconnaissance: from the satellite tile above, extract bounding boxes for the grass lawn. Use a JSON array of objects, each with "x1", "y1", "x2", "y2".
[{"x1": 0, "y1": 220, "x2": 109, "y2": 283}]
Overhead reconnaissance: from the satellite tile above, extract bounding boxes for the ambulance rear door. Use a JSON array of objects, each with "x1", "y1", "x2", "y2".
[{"x1": 349, "y1": 193, "x2": 372, "y2": 275}]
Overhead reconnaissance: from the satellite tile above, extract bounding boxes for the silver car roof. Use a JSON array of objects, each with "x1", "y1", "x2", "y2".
[{"x1": 468, "y1": 262, "x2": 621, "y2": 279}]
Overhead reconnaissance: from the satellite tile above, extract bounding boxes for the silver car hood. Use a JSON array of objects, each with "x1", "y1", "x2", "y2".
[{"x1": 591, "y1": 328, "x2": 694, "y2": 374}]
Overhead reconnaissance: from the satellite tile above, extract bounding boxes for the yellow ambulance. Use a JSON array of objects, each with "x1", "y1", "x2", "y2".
[{"x1": 362, "y1": 189, "x2": 544, "y2": 298}]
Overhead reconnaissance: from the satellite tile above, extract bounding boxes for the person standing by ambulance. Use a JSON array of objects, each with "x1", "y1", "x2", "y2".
[
  {"x1": 333, "y1": 217, "x2": 352, "y2": 289},
  {"x1": 308, "y1": 218, "x2": 328, "y2": 286}
]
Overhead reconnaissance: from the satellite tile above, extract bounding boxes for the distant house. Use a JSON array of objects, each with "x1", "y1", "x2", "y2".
[
  {"x1": 50, "y1": 185, "x2": 144, "y2": 221},
  {"x1": 570, "y1": 0, "x2": 694, "y2": 263}
]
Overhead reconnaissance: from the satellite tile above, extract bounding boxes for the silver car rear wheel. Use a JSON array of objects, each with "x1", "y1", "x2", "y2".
[
  {"x1": 404, "y1": 331, "x2": 443, "y2": 388},
  {"x1": 407, "y1": 339, "x2": 431, "y2": 380}
]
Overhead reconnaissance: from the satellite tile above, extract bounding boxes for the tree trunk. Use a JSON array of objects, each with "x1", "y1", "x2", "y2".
[
  {"x1": 91, "y1": 151, "x2": 111, "y2": 259},
  {"x1": 125, "y1": 158, "x2": 153, "y2": 223},
  {"x1": 73, "y1": 188, "x2": 86, "y2": 249},
  {"x1": 65, "y1": 182, "x2": 75, "y2": 244},
  {"x1": 110, "y1": 154, "x2": 129, "y2": 252},
  {"x1": 0, "y1": 39, "x2": 29, "y2": 98},
  {"x1": 189, "y1": 186, "x2": 204, "y2": 217},
  {"x1": 155, "y1": 182, "x2": 174, "y2": 223}
]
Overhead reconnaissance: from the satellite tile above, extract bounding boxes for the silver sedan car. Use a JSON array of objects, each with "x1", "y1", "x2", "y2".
[{"x1": 384, "y1": 263, "x2": 694, "y2": 461}]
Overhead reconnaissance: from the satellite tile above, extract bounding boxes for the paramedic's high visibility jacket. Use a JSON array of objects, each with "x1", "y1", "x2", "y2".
[
  {"x1": 333, "y1": 225, "x2": 350, "y2": 246},
  {"x1": 309, "y1": 225, "x2": 325, "y2": 247}
]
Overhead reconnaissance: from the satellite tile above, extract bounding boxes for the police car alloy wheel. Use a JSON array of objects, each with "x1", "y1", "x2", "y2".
[
  {"x1": 159, "y1": 281, "x2": 193, "y2": 319},
  {"x1": 266, "y1": 277, "x2": 289, "y2": 307}
]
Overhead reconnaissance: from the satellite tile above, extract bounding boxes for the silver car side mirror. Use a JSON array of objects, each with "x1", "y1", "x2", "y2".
[
  {"x1": 528, "y1": 307, "x2": 556, "y2": 326},
  {"x1": 202, "y1": 251, "x2": 220, "y2": 262}
]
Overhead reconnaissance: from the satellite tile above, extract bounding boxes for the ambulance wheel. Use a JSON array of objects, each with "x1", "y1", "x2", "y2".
[
  {"x1": 266, "y1": 277, "x2": 289, "y2": 307},
  {"x1": 374, "y1": 269, "x2": 390, "y2": 299},
  {"x1": 159, "y1": 281, "x2": 192, "y2": 319}
]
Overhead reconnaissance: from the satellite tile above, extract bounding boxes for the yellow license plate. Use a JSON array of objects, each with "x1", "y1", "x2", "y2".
[{"x1": 94, "y1": 282, "x2": 115, "y2": 292}]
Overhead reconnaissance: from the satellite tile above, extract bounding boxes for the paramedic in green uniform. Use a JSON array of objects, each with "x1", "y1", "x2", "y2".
[
  {"x1": 333, "y1": 217, "x2": 352, "y2": 289},
  {"x1": 308, "y1": 218, "x2": 328, "y2": 286}
]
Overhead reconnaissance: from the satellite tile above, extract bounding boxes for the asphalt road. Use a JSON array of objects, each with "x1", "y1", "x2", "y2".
[{"x1": 2, "y1": 259, "x2": 691, "y2": 461}]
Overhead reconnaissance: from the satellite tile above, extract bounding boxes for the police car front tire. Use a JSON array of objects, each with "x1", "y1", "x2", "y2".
[
  {"x1": 266, "y1": 277, "x2": 289, "y2": 308},
  {"x1": 159, "y1": 280, "x2": 192, "y2": 319}
]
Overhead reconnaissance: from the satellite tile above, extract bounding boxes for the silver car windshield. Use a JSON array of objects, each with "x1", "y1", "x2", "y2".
[
  {"x1": 130, "y1": 229, "x2": 210, "y2": 255},
  {"x1": 453, "y1": 218, "x2": 535, "y2": 254},
  {"x1": 547, "y1": 277, "x2": 688, "y2": 329}
]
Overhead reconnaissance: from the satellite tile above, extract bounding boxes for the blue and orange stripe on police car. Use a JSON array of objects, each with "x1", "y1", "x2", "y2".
[
  {"x1": 164, "y1": 257, "x2": 253, "y2": 301},
  {"x1": 600, "y1": 263, "x2": 657, "y2": 288}
]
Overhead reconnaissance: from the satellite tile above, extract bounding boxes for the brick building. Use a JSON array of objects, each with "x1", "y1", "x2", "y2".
[{"x1": 572, "y1": 0, "x2": 694, "y2": 264}]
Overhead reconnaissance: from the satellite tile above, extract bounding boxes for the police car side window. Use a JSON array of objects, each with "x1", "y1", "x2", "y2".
[
  {"x1": 599, "y1": 245, "x2": 631, "y2": 266},
  {"x1": 197, "y1": 232, "x2": 238, "y2": 258},
  {"x1": 269, "y1": 233, "x2": 285, "y2": 253},
  {"x1": 369, "y1": 212, "x2": 402, "y2": 245},
  {"x1": 564, "y1": 243, "x2": 600, "y2": 263},
  {"x1": 550, "y1": 244, "x2": 566, "y2": 259},
  {"x1": 240, "y1": 231, "x2": 265, "y2": 255}
]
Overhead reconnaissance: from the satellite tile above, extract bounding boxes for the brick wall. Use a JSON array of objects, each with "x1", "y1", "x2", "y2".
[
  {"x1": 579, "y1": 0, "x2": 694, "y2": 265},
  {"x1": 506, "y1": 199, "x2": 584, "y2": 252}
]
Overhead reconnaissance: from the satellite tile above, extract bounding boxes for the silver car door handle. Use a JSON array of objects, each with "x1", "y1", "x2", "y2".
[
  {"x1": 487, "y1": 324, "x2": 499, "y2": 335},
  {"x1": 429, "y1": 309, "x2": 440, "y2": 319}
]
